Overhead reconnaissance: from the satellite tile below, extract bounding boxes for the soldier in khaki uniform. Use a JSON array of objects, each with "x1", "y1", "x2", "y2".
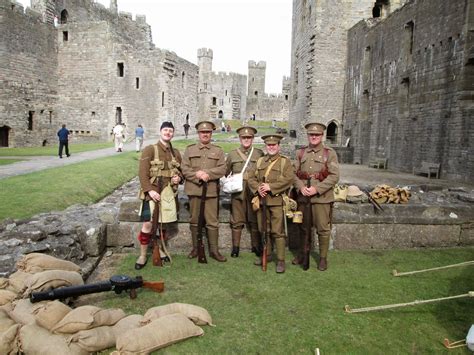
[
  {"x1": 181, "y1": 121, "x2": 227, "y2": 262},
  {"x1": 293, "y1": 122, "x2": 340, "y2": 271},
  {"x1": 247, "y1": 134, "x2": 295, "y2": 273},
  {"x1": 135, "y1": 121, "x2": 182, "y2": 269},
  {"x1": 226, "y1": 126, "x2": 264, "y2": 258}
]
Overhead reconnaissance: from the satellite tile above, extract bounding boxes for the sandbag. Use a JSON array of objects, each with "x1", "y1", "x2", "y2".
[
  {"x1": 34, "y1": 300, "x2": 72, "y2": 331},
  {"x1": 0, "y1": 324, "x2": 21, "y2": 355},
  {"x1": 19, "y1": 323, "x2": 88, "y2": 355},
  {"x1": 113, "y1": 314, "x2": 144, "y2": 337},
  {"x1": 16, "y1": 253, "x2": 81, "y2": 274},
  {"x1": 9, "y1": 299, "x2": 47, "y2": 325},
  {"x1": 68, "y1": 325, "x2": 116, "y2": 352},
  {"x1": 23, "y1": 270, "x2": 84, "y2": 297},
  {"x1": 0, "y1": 308, "x2": 16, "y2": 332},
  {"x1": 0, "y1": 290, "x2": 17, "y2": 306},
  {"x1": 0, "y1": 277, "x2": 8, "y2": 289},
  {"x1": 6, "y1": 270, "x2": 31, "y2": 294},
  {"x1": 52, "y1": 305, "x2": 125, "y2": 334},
  {"x1": 142, "y1": 302, "x2": 214, "y2": 326},
  {"x1": 116, "y1": 313, "x2": 204, "y2": 355}
]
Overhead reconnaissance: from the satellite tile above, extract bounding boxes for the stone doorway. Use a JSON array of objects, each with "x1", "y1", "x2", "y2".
[
  {"x1": 0, "y1": 126, "x2": 10, "y2": 147},
  {"x1": 327, "y1": 121, "x2": 338, "y2": 144}
]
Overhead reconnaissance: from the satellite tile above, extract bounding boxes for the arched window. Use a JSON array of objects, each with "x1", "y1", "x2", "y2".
[
  {"x1": 60, "y1": 9, "x2": 69, "y2": 24},
  {"x1": 326, "y1": 122, "x2": 338, "y2": 144},
  {"x1": 218, "y1": 110, "x2": 224, "y2": 119},
  {"x1": 181, "y1": 71, "x2": 185, "y2": 88}
]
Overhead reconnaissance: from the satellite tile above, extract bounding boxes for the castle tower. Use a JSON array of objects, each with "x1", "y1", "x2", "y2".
[
  {"x1": 110, "y1": 0, "x2": 118, "y2": 15},
  {"x1": 247, "y1": 60, "x2": 266, "y2": 98},
  {"x1": 197, "y1": 48, "x2": 213, "y2": 74},
  {"x1": 31, "y1": 0, "x2": 57, "y2": 24}
]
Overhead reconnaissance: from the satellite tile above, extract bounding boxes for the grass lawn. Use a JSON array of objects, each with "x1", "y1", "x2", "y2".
[
  {"x1": 0, "y1": 152, "x2": 138, "y2": 221},
  {"x1": 96, "y1": 248, "x2": 473, "y2": 354},
  {"x1": 0, "y1": 142, "x2": 114, "y2": 156},
  {"x1": 0, "y1": 159, "x2": 24, "y2": 165}
]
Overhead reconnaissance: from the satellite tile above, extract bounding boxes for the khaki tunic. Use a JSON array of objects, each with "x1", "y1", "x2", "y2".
[
  {"x1": 139, "y1": 141, "x2": 182, "y2": 198},
  {"x1": 294, "y1": 144, "x2": 339, "y2": 204},
  {"x1": 247, "y1": 153, "x2": 295, "y2": 260},
  {"x1": 226, "y1": 146, "x2": 264, "y2": 229},
  {"x1": 181, "y1": 142, "x2": 226, "y2": 229},
  {"x1": 295, "y1": 143, "x2": 339, "y2": 243}
]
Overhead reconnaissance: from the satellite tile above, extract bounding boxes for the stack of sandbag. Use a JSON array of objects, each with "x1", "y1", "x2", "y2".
[
  {"x1": 112, "y1": 303, "x2": 212, "y2": 354},
  {"x1": 370, "y1": 184, "x2": 411, "y2": 204}
]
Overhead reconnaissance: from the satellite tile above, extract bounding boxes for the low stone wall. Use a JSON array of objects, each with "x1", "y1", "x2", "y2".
[
  {"x1": 1, "y1": 177, "x2": 472, "y2": 276},
  {"x1": 114, "y1": 184, "x2": 474, "y2": 254}
]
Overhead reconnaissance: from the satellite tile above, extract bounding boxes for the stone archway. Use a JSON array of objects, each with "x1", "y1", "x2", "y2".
[
  {"x1": 0, "y1": 126, "x2": 10, "y2": 147},
  {"x1": 60, "y1": 9, "x2": 69, "y2": 24},
  {"x1": 326, "y1": 121, "x2": 338, "y2": 144}
]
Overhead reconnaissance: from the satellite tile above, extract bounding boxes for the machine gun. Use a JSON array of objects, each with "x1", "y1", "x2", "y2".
[{"x1": 30, "y1": 275, "x2": 164, "y2": 303}]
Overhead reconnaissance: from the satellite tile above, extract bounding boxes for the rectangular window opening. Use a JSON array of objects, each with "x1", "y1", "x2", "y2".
[
  {"x1": 63, "y1": 31, "x2": 68, "y2": 42},
  {"x1": 116, "y1": 107, "x2": 122, "y2": 124},
  {"x1": 161, "y1": 92, "x2": 165, "y2": 107},
  {"x1": 136, "y1": 77, "x2": 140, "y2": 89},
  {"x1": 117, "y1": 63, "x2": 124, "y2": 77},
  {"x1": 28, "y1": 111, "x2": 34, "y2": 130}
]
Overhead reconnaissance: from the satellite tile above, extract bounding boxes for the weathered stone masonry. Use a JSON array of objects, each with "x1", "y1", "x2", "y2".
[
  {"x1": 0, "y1": 0, "x2": 199, "y2": 147},
  {"x1": 343, "y1": 0, "x2": 474, "y2": 183}
]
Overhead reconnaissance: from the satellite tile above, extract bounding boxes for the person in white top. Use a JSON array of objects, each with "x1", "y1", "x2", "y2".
[{"x1": 112, "y1": 123, "x2": 125, "y2": 152}]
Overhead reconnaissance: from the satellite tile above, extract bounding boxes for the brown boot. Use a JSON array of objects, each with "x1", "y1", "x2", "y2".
[
  {"x1": 208, "y1": 229, "x2": 227, "y2": 262},
  {"x1": 318, "y1": 257, "x2": 327, "y2": 271},
  {"x1": 187, "y1": 226, "x2": 198, "y2": 259},
  {"x1": 230, "y1": 229, "x2": 242, "y2": 258},
  {"x1": 135, "y1": 244, "x2": 148, "y2": 270},
  {"x1": 276, "y1": 260, "x2": 286, "y2": 273}
]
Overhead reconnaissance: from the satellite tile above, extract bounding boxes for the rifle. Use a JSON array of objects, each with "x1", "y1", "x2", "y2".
[
  {"x1": 302, "y1": 178, "x2": 312, "y2": 271},
  {"x1": 151, "y1": 178, "x2": 163, "y2": 267},
  {"x1": 363, "y1": 188, "x2": 384, "y2": 213},
  {"x1": 197, "y1": 181, "x2": 208, "y2": 263},
  {"x1": 30, "y1": 275, "x2": 164, "y2": 303},
  {"x1": 261, "y1": 177, "x2": 268, "y2": 272}
]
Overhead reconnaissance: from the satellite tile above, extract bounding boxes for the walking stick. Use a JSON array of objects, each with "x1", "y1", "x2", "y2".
[
  {"x1": 261, "y1": 178, "x2": 268, "y2": 272},
  {"x1": 197, "y1": 181, "x2": 208, "y2": 264},
  {"x1": 151, "y1": 179, "x2": 162, "y2": 267},
  {"x1": 344, "y1": 291, "x2": 474, "y2": 314},
  {"x1": 302, "y1": 178, "x2": 312, "y2": 271},
  {"x1": 392, "y1": 260, "x2": 474, "y2": 277}
]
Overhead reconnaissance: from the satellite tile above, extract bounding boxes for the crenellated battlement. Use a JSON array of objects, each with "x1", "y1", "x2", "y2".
[
  {"x1": 248, "y1": 60, "x2": 266, "y2": 69},
  {"x1": 197, "y1": 48, "x2": 213, "y2": 59}
]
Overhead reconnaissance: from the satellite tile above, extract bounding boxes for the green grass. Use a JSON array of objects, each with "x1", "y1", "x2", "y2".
[
  {"x1": 97, "y1": 248, "x2": 473, "y2": 354},
  {"x1": 0, "y1": 159, "x2": 24, "y2": 165},
  {"x1": 0, "y1": 152, "x2": 138, "y2": 221},
  {"x1": 0, "y1": 142, "x2": 114, "y2": 156}
]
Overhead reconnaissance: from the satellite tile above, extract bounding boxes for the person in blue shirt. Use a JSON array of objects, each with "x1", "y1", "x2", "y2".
[
  {"x1": 135, "y1": 124, "x2": 145, "y2": 152},
  {"x1": 57, "y1": 124, "x2": 71, "y2": 158}
]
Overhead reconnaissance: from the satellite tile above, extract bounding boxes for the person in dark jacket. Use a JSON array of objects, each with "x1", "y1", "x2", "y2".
[{"x1": 57, "y1": 124, "x2": 71, "y2": 158}]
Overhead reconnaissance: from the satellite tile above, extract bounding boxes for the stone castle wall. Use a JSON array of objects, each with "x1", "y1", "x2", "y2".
[
  {"x1": 1, "y1": 0, "x2": 198, "y2": 147},
  {"x1": 343, "y1": 0, "x2": 474, "y2": 183},
  {"x1": 0, "y1": 1, "x2": 58, "y2": 147},
  {"x1": 289, "y1": 0, "x2": 377, "y2": 143}
]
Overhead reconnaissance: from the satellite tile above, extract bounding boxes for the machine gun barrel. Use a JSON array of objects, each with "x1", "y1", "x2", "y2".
[{"x1": 30, "y1": 275, "x2": 164, "y2": 303}]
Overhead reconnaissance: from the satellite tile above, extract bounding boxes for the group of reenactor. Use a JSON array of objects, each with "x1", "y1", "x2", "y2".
[{"x1": 134, "y1": 119, "x2": 339, "y2": 273}]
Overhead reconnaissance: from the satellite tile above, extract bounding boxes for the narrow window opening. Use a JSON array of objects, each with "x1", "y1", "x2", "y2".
[
  {"x1": 60, "y1": 9, "x2": 68, "y2": 24},
  {"x1": 116, "y1": 107, "x2": 122, "y2": 124},
  {"x1": 405, "y1": 21, "x2": 414, "y2": 54},
  {"x1": 63, "y1": 31, "x2": 68, "y2": 42},
  {"x1": 181, "y1": 71, "x2": 185, "y2": 88},
  {"x1": 372, "y1": 4, "x2": 381, "y2": 18},
  {"x1": 225, "y1": 90, "x2": 228, "y2": 96},
  {"x1": 117, "y1": 63, "x2": 124, "y2": 77},
  {"x1": 161, "y1": 92, "x2": 165, "y2": 107},
  {"x1": 254, "y1": 91, "x2": 258, "y2": 97},
  {"x1": 49, "y1": 111, "x2": 53, "y2": 125},
  {"x1": 212, "y1": 97, "x2": 217, "y2": 105},
  {"x1": 285, "y1": 95, "x2": 288, "y2": 100},
  {"x1": 136, "y1": 77, "x2": 140, "y2": 89},
  {"x1": 28, "y1": 111, "x2": 34, "y2": 130}
]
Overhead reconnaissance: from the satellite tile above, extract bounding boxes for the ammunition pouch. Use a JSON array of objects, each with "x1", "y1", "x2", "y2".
[{"x1": 296, "y1": 170, "x2": 329, "y2": 182}]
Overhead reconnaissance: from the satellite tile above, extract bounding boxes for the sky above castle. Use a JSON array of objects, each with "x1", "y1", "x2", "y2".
[{"x1": 17, "y1": 0, "x2": 292, "y2": 94}]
